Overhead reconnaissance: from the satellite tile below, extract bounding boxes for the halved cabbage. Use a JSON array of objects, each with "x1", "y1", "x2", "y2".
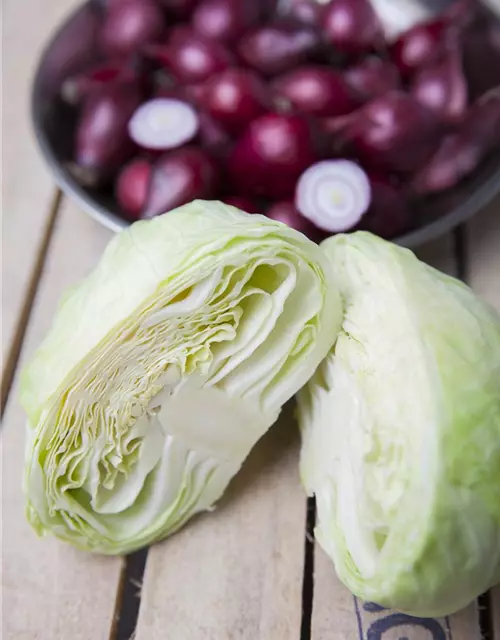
[
  {"x1": 21, "y1": 201, "x2": 342, "y2": 554},
  {"x1": 299, "y1": 231, "x2": 500, "y2": 617}
]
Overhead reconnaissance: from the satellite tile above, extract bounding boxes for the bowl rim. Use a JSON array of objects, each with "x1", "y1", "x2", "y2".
[{"x1": 31, "y1": 0, "x2": 500, "y2": 246}]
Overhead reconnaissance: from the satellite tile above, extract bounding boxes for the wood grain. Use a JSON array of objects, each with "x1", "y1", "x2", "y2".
[
  {"x1": 1, "y1": 199, "x2": 123, "y2": 640},
  {"x1": 466, "y1": 196, "x2": 500, "y2": 639},
  {"x1": 136, "y1": 403, "x2": 306, "y2": 640},
  {"x1": 309, "y1": 234, "x2": 483, "y2": 640},
  {"x1": 1, "y1": 0, "x2": 81, "y2": 404}
]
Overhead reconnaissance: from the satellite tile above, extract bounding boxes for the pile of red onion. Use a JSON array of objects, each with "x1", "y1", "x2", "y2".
[{"x1": 62, "y1": 0, "x2": 500, "y2": 240}]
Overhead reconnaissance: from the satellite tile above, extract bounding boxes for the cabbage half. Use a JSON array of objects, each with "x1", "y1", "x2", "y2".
[
  {"x1": 21, "y1": 201, "x2": 342, "y2": 555},
  {"x1": 299, "y1": 231, "x2": 500, "y2": 617}
]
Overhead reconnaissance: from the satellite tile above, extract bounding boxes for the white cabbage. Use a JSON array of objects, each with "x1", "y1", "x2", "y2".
[
  {"x1": 21, "y1": 201, "x2": 342, "y2": 554},
  {"x1": 299, "y1": 231, "x2": 500, "y2": 617}
]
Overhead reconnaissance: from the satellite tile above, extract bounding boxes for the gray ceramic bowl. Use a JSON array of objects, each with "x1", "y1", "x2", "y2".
[{"x1": 32, "y1": 0, "x2": 500, "y2": 245}]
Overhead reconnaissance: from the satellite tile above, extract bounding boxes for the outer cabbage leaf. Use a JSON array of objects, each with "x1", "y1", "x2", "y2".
[
  {"x1": 298, "y1": 231, "x2": 500, "y2": 617},
  {"x1": 21, "y1": 200, "x2": 342, "y2": 554}
]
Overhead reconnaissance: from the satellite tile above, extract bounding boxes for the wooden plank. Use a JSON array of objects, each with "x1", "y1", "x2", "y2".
[
  {"x1": 136, "y1": 402, "x2": 306, "y2": 640},
  {"x1": 310, "y1": 234, "x2": 483, "y2": 640},
  {"x1": 1, "y1": 199, "x2": 124, "y2": 640},
  {"x1": 466, "y1": 196, "x2": 500, "y2": 639},
  {"x1": 1, "y1": 0, "x2": 81, "y2": 404}
]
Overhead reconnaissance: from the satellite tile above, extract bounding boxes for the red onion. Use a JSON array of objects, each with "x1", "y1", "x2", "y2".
[
  {"x1": 128, "y1": 98, "x2": 199, "y2": 150},
  {"x1": 389, "y1": 0, "x2": 473, "y2": 78},
  {"x1": 412, "y1": 87, "x2": 500, "y2": 194},
  {"x1": 295, "y1": 159, "x2": 371, "y2": 232},
  {"x1": 150, "y1": 30, "x2": 233, "y2": 84},
  {"x1": 73, "y1": 81, "x2": 143, "y2": 185},
  {"x1": 100, "y1": 0, "x2": 165, "y2": 58},
  {"x1": 344, "y1": 57, "x2": 401, "y2": 103},
  {"x1": 223, "y1": 196, "x2": 258, "y2": 211},
  {"x1": 342, "y1": 90, "x2": 440, "y2": 174},
  {"x1": 238, "y1": 22, "x2": 320, "y2": 76},
  {"x1": 143, "y1": 147, "x2": 220, "y2": 217},
  {"x1": 411, "y1": 35, "x2": 468, "y2": 125},
  {"x1": 192, "y1": 0, "x2": 260, "y2": 44},
  {"x1": 466, "y1": 87, "x2": 500, "y2": 150},
  {"x1": 463, "y1": 19, "x2": 500, "y2": 99},
  {"x1": 203, "y1": 69, "x2": 269, "y2": 134},
  {"x1": 228, "y1": 113, "x2": 318, "y2": 198},
  {"x1": 61, "y1": 63, "x2": 135, "y2": 106},
  {"x1": 115, "y1": 158, "x2": 153, "y2": 220},
  {"x1": 361, "y1": 175, "x2": 411, "y2": 238},
  {"x1": 411, "y1": 133, "x2": 482, "y2": 195},
  {"x1": 321, "y1": 0, "x2": 384, "y2": 56},
  {"x1": 280, "y1": 0, "x2": 323, "y2": 27},
  {"x1": 272, "y1": 66, "x2": 355, "y2": 117},
  {"x1": 198, "y1": 111, "x2": 233, "y2": 158},
  {"x1": 266, "y1": 200, "x2": 321, "y2": 239}
]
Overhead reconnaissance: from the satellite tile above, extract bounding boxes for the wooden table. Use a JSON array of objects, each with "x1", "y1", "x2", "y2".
[{"x1": 2, "y1": 3, "x2": 500, "y2": 639}]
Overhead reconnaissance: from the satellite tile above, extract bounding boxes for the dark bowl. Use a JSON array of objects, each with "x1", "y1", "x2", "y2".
[{"x1": 32, "y1": 0, "x2": 500, "y2": 246}]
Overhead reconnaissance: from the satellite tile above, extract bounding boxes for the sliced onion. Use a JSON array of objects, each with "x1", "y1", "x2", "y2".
[
  {"x1": 295, "y1": 159, "x2": 371, "y2": 232},
  {"x1": 128, "y1": 98, "x2": 199, "y2": 150}
]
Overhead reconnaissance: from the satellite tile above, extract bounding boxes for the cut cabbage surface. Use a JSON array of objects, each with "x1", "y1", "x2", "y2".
[{"x1": 21, "y1": 201, "x2": 342, "y2": 554}]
